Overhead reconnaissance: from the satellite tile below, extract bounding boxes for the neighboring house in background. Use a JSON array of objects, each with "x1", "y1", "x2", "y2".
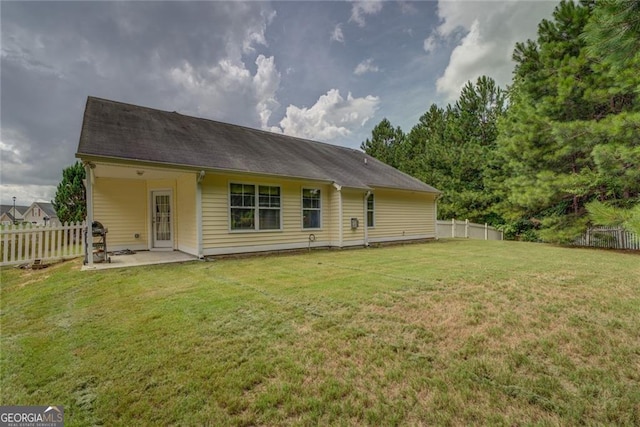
[
  {"x1": 76, "y1": 97, "x2": 441, "y2": 262},
  {"x1": 0, "y1": 205, "x2": 29, "y2": 225},
  {"x1": 22, "y1": 202, "x2": 59, "y2": 226}
]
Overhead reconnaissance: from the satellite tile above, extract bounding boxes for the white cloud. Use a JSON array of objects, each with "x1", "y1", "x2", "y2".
[
  {"x1": 331, "y1": 24, "x2": 345, "y2": 43},
  {"x1": 0, "y1": 184, "x2": 56, "y2": 205},
  {"x1": 354, "y1": 58, "x2": 379, "y2": 76},
  {"x1": 426, "y1": 0, "x2": 557, "y2": 100},
  {"x1": 241, "y1": 9, "x2": 276, "y2": 54},
  {"x1": 436, "y1": 20, "x2": 495, "y2": 96},
  {"x1": 273, "y1": 89, "x2": 380, "y2": 141},
  {"x1": 423, "y1": 35, "x2": 437, "y2": 54},
  {"x1": 253, "y1": 55, "x2": 281, "y2": 129},
  {"x1": 169, "y1": 54, "x2": 280, "y2": 129},
  {"x1": 349, "y1": 1, "x2": 383, "y2": 27}
]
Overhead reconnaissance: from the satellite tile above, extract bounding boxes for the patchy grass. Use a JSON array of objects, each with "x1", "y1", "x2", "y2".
[{"x1": 1, "y1": 240, "x2": 640, "y2": 425}]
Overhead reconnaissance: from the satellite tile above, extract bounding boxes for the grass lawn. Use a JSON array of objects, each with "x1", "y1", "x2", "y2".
[{"x1": 1, "y1": 239, "x2": 639, "y2": 425}]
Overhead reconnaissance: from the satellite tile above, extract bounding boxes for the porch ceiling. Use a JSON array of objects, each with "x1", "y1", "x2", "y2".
[{"x1": 92, "y1": 162, "x2": 194, "y2": 181}]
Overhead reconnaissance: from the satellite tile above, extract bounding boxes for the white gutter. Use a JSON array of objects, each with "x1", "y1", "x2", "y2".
[
  {"x1": 364, "y1": 190, "x2": 372, "y2": 247},
  {"x1": 434, "y1": 193, "x2": 443, "y2": 240}
]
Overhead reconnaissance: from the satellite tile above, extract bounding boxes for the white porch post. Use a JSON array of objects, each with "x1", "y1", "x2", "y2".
[
  {"x1": 84, "y1": 162, "x2": 94, "y2": 266},
  {"x1": 333, "y1": 183, "x2": 343, "y2": 248},
  {"x1": 196, "y1": 171, "x2": 205, "y2": 258}
]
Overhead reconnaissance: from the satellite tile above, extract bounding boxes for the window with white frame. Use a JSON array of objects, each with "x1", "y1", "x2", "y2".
[
  {"x1": 367, "y1": 194, "x2": 374, "y2": 227},
  {"x1": 258, "y1": 185, "x2": 281, "y2": 230},
  {"x1": 302, "y1": 188, "x2": 321, "y2": 229},
  {"x1": 230, "y1": 183, "x2": 281, "y2": 231}
]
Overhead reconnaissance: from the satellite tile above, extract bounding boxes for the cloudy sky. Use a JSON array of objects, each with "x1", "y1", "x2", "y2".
[{"x1": 1, "y1": 0, "x2": 558, "y2": 205}]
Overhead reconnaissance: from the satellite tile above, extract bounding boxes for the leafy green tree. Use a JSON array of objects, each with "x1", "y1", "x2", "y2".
[
  {"x1": 583, "y1": 0, "x2": 640, "y2": 68},
  {"x1": 406, "y1": 77, "x2": 506, "y2": 223},
  {"x1": 52, "y1": 162, "x2": 86, "y2": 224},
  {"x1": 360, "y1": 118, "x2": 406, "y2": 168},
  {"x1": 361, "y1": 77, "x2": 506, "y2": 224},
  {"x1": 494, "y1": 0, "x2": 639, "y2": 242},
  {"x1": 586, "y1": 201, "x2": 640, "y2": 235}
]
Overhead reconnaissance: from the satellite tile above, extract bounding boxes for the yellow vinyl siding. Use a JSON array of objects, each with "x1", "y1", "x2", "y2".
[
  {"x1": 176, "y1": 174, "x2": 197, "y2": 255},
  {"x1": 201, "y1": 173, "x2": 333, "y2": 254},
  {"x1": 368, "y1": 190, "x2": 436, "y2": 240},
  {"x1": 341, "y1": 189, "x2": 365, "y2": 245},
  {"x1": 93, "y1": 178, "x2": 147, "y2": 249},
  {"x1": 328, "y1": 187, "x2": 341, "y2": 246}
]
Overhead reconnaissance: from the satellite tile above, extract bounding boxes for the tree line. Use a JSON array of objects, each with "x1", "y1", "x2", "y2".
[{"x1": 361, "y1": 0, "x2": 639, "y2": 241}]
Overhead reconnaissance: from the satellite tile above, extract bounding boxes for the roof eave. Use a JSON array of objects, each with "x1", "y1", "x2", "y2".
[{"x1": 76, "y1": 153, "x2": 337, "y2": 185}]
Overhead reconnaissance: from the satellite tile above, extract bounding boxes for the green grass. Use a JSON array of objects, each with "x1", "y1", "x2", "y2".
[{"x1": 1, "y1": 240, "x2": 640, "y2": 425}]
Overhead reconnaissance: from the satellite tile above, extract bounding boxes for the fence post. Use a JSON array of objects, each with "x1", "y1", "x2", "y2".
[
  {"x1": 2, "y1": 227, "x2": 8, "y2": 264},
  {"x1": 617, "y1": 228, "x2": 624, "y2": 249},
  {"x1": 452, "y1": 218, "x2": 455, "y2": 238},
  {"x1": 485, "y1": 223, "x2": 488, "y2": 240},
  {"x1": 465, "y1": 219, "x2": 469, "y2": 239}
]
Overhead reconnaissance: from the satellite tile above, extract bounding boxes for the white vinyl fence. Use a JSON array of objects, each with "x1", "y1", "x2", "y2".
[
  {"x1": 573, "y1": 226, "x2": 639, "y2": 250},
  {"x1": 437, "y1": 219, "x2": 503, "y2": 241},
  {"x1": 0, "y1": 222, "x2": 85, "y2": 266}
]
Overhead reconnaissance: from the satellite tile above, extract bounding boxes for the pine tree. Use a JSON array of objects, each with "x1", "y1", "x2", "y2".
[
  {"x1": 406, "y1": 77, "x2": 506, "y2": 223},
  {"x1": 360, "y1": 118, "x2": 406, "y2": 169},
  {"x1": 495, "y1": 0, "x2": 640, "y2": 242},
  {"x1": 52, "y1": 162, "x2": 87, "y2": 224}
]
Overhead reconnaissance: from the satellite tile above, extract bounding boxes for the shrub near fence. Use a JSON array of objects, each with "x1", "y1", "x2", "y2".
[
  {"x1": 437, "y1": 219, "x2": 503, "y2": 241},
  {"x1": 0, "y1": 222, "x2": 85, "y2": 266},
  {"x1": 574, "y1": 227, "x2": 640, "y2": 250}
]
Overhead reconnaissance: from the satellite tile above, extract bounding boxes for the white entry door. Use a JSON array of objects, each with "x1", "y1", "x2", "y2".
[{"x1": 152, "y1": 191, "x2": 173, "y2": 248}]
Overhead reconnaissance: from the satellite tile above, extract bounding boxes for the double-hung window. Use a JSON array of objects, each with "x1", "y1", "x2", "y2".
[
  {"x1": 367, "y1": 194, "x2": 375, "y2": 228},
  {"x1": 230, "y1": 183, "x2": 281, "y2": 231},
  {"x1": 258, "y1": 185, "x2": 281, "y2": 230},
  {"x1": 302, "y1": 188, "x2": 321, "y2": 229}
]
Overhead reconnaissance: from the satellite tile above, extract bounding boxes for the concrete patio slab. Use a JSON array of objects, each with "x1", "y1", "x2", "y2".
[{"x1": 82, "y1": 250, "x2": 198, "y2": 270}]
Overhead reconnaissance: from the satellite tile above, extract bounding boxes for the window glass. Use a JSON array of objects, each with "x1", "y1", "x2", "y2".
[
  {"x1": 230, "y1": 183, "x2": 280, "y2": 230},
  {"x1": 367, "y1": 194, "x2": 374, "y2": 227},
  {"x1": 302, "y1": 188, "x2": 321, "y2": 229}
]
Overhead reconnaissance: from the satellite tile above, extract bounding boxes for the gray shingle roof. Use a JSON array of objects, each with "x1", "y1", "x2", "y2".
[
  {"x1": 33, "y1": 202, "x2": 57, "y2": 218},
  {"x1": 77, "y1": 97, "x2": 440, "y2": 193},
  {"x1": 0, "y1": 205, "x2": 29, "y2": 215}
]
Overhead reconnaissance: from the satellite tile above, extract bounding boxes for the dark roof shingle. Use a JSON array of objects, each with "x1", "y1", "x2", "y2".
[{"x1": 77, "y1": 97, "x2": 439, "y2": 193}]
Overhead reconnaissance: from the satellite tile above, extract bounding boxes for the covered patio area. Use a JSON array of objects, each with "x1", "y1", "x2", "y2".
[{"x1": 81, "y1": 250, "x2": 198, "y2": 271}]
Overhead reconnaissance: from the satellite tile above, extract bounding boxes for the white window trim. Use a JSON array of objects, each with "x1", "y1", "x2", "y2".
[
  {"x1": 367, "y1": 194, "x2": 375, "y2": 228},
  {"x1": 228, "y1": 182, "x2": 283, "y2": 232},
  {"x1": 301, "y1": 187, "x2": 322, "y2": 230}
]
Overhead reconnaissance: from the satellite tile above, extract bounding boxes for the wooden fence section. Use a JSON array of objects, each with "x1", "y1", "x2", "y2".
[
  {"x1": 0, "y1": 222, "x2": 85, "y2": 266},
  {"x1": 437, "y1": 219, "x2": 503, "y2": 241},
  {"x1": 573, "y1": 227, "x2": 640, "y2": 250}
]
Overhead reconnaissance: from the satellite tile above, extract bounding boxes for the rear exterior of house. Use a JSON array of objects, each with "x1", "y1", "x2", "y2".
[{"x1": 77, "y1": 97, "x2": 440, "y2": 263}]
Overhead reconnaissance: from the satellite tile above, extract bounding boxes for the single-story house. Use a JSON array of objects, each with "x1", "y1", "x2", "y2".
[{"x1": 76, "y1": 97, "x2": 441, "y2": 264}]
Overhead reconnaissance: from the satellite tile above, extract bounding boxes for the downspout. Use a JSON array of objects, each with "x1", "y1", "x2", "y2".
[
  {"x1": 364, "y1": 191, "x2": 372, "y2": 247},
  {"x1": 333, "y1": 183, "x2": 343, "y2": 248},
  {"x1": 84, "y1": 161, "x2": 95, "y2": 267},
  {"x1": 196, "y1": 170, "x2": 205, "y2": 259},
  {"x1": 434, "y1": 193, "x2": 442, "y2": 240}
]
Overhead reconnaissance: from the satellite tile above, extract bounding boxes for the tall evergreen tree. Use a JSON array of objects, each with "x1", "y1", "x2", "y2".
[
  {"x1": 495, "y1": 0, "x2": 640, "y2": 242},
  {"x1": 52, "y1": 162, "x2": 86, "y2": 224},
  {"x1": 360, "y1": 118, "x2": 406, "y2": 169},
  {"x1": 406, "y1": 77, "x2": 506, "y2": 223}
]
